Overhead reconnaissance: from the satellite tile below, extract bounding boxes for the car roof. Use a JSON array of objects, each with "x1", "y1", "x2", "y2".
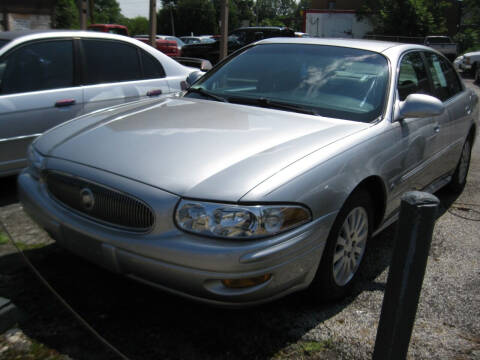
[
  {"x1": 256, "y1": 37, "x2": 419, "y2": 53},
  {"x1": 0, "y1": 29, "x2": 128, "y2": 42}
]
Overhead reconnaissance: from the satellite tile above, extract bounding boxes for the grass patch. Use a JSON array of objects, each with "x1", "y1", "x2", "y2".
[
  {"x1": 0, "y1": 336, "x2": 67, "y2": 360},
  {"x1": 13, "y1": 242, "x2": 48, "y2": 251},
  {"x1": 0, "y1": 231, "x2": 10, "y2": 245},
  {"x1": 274, "y1": 339, "x2": 337, "y2": 359}
]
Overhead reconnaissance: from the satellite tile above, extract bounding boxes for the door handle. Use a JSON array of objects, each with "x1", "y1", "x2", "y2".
[
  {"x1": 465, "y1": 105, "x2": 472, "y2": 115},
  {"x1": 55, "y1": 99, "x2": 76, "y2": 107},
  {"x1": 147, "y1": 89, "x2": 163, "y2": 97},
  {"x1": 434, "y1": 125, "x2": 440, "y2": 133}
]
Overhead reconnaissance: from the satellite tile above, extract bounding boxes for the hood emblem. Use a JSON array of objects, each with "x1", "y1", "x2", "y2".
[{"x1": 80, "y1": 188, "x2": 95, "y2": 211}]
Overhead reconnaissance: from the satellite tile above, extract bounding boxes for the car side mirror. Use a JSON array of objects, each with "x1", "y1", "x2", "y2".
[
  {"x1": 186, "y1": 71, "x2": 204, "y2": 88},
  {"x1": 396, "y1": 93, "x2": 445, "y2": 121}
]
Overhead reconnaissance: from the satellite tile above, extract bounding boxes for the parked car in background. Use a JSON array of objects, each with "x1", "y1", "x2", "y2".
[
  {"x1": 181, "y1": 26, "x2": 296, "y2": 65},
  {"x1": 134, "y1": 36, "x2": 180, "y2": 57},
  {"x1": 366, "y1": 34, "x2": 458, "y2": 61},
  {"x1": 156, "y1": 35, "x2": 185, "y2": 54},
  {"x1": 19, "y1": 38, "x2": 477, "y2": 307},
  {"x1": 0, "y1": 30, "x2": 195, "y2": 177},
  {"x1": 459, "y1": 50, "x2": 480, "y2": 81},
  {"x1": 180, "y1": 36, "x2": 216, "y2": 45},
  {"x1": 423, "y1": 36, "x2": 457, "y2": 61},
  {"x1": 87, "y1": 24, "x2": 129, "y2": 36}
]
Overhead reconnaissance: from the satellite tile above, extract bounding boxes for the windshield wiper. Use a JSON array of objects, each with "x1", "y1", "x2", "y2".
[
  {"x1": 186, "y1": 87, "x2": 229, "y2": 103},
  {"x1": 229, "y1": 96, "x2": 318, "y2": 116}
]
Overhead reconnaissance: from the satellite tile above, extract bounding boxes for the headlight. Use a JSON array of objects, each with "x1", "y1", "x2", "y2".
[
  {"x1": 175, "y1": 200, "x2": 311, "y2": 239},
  {"x1": 27, "y1": 145, "x2": 45, "y2": 178}
]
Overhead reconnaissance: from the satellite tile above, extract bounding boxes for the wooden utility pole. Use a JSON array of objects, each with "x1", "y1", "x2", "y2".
[
  {"x1": 169, "y1": 2, "x2": 175, "y2": 36},
  {"x1": 219, "y1": 0, "x2": 229, "y2": 61},
  {"x1": 80, "y1": 0, "x2": 87, "y2": 29},
  {"x1": 88, "y1": 0, "x2": 94, "y2": 23},
  {"x1": 149, "y1": 0, "x2": 157, "y2": 47}
]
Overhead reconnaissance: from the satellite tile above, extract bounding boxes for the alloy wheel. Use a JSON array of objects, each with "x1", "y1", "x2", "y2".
[{"x1": 332, "y1": 206, "x2": 368, "y2": 286}]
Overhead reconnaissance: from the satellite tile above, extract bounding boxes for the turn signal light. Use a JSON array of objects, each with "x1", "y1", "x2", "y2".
[{"x1": 221, "y1": 274, "x2": 272, "y2": 289}]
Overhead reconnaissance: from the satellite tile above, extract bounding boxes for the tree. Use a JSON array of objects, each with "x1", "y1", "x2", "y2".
[
  {"x1": 455, "y1": 0, "x2": 480, "y2": 52},
  {"x1": 92, "y1": 0, "x2": 123, "y2": 24},
  {"x1": 53, "y1": 0, "x2": 80, "y2": 29},
  {"x1": 158, "y1": 0, "x2": 217, "y2": 35},
  {"x1": 121, "y1": 16, "x2": 149, "y2": 36},
  {"x1": 358, "y1": 0, "x2": 450, "y2": 37},
  {"x1": 254, "y1": 0, "x2": 296, "y2": 27}
]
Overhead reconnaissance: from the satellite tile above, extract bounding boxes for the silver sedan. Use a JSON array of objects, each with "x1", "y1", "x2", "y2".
[{"x1": 19, "y1": 38, "x2": 478, "y2": 307}]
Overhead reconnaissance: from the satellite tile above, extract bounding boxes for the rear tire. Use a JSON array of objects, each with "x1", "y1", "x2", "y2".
[
  {"x1": 310, "y1": 189, "x2": 373, "y2": 301},
  {"x1": 449, "y1": 136, "x2": 472, "y2": 193}
]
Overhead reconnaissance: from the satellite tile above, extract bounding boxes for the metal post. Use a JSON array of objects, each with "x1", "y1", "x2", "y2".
[
  {"x1": 149, "y1": 0, "x2": 157, "y2": 47},
  {"x1": 219, "y1": 0, "x2": 229, "y2": 62},
  {"x1": 373, "y1": 191, "x2": 439, "y2": 360}
]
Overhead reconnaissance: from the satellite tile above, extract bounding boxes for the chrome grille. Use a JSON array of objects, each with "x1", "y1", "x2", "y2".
[{"x1": 45, "y1": 172, "x2": 154, "y2": 231}]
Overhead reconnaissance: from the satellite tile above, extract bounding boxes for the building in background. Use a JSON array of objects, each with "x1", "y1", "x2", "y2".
[
  {"x1": 305, "y1": 0, "x2": 461, "y2": 39},
  {"x1": 1, "y1": 0, "x2": 55, "y2": 31}
]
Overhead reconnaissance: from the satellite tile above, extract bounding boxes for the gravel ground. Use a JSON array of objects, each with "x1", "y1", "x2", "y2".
[{"x1": 0, "y1": 80, "x2": 479, "y2": 360}]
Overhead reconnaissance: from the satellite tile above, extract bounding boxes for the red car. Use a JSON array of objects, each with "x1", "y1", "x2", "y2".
[
  {"x1": 88, "y1": 24, "x2": 129, "y2": 36},
  {"x1": 134, "y1": 37, "x2": 180, "y2": 57}
]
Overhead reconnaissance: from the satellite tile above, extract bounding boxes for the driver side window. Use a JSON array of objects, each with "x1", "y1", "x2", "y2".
[{"x1": 397, "y1": 52, "x2": 431, "y2": 101}]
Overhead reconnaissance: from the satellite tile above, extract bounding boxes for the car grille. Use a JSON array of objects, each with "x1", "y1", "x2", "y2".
[{"x1": 45, "y1": 172, "x2": 154, "y2": 232}]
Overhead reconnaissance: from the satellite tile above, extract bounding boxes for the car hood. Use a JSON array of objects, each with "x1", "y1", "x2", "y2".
[{"x1": 36, "y1": 97, "x2": 369, "y2": 201}]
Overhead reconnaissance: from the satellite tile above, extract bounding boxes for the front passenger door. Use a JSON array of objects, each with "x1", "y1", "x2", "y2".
[{"x1": 393, "y1": 51, "x2": 441, "y2": 193}]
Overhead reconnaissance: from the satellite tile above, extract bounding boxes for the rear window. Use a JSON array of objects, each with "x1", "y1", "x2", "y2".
[{"x1": 83, "y1": 39, "x2": 141, "y2": 84}]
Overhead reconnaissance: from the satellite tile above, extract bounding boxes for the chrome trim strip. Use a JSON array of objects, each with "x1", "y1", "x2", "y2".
[{"x1": 0, "y1": 134, "x2": 42, "y2": 143}]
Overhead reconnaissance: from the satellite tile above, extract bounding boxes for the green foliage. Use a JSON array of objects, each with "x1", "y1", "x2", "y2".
[
  {"x1": 93, "y1": 0, "x2": 123, "y2": 24},
  {"x1": 358, "y1": 0, "x2": 451, "y2": 37},
  {"x1": 455, "y1": 0, "x2": 480, "y2": 53},
  {"x1": 254, "y1": 0, "x2": 296, "y2": 26},
  {"x1": 120, "y1": 16, "x2": 149, "y2": 36},
  {"x1": 53, "y1": 0, "x2": 80, "y2": 29},
  {"x1": 0, "y1": 231, "x2": 9, "y2": 245},
  {"x1": 158, "y1": 0, "x2": 217, "y2": 36}
]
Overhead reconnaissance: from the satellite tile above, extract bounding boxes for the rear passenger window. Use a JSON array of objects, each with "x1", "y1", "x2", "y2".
[
  {"x1": 141, "y1": 50, "x2": 165, "y2": 79},
  {"x1": 83, "y1": 40, "x2": 141, "y2": 84},
  {"x1": 397, "y1": 52, "x2": 431, "y2": 101},
  {"x1": 424, "y1": 52, "x2": 462, "y2": 101},
  {"x1": 0, "y1": 40, "x2": 73, "y2": 95}
]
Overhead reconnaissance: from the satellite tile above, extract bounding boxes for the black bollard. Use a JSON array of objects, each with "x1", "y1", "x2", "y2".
[{"x1": 373, "y1": 191, "x2": 439, "y2": 360}]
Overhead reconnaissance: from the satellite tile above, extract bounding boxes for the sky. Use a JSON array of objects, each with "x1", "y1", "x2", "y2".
[{"x1": 117, "y1": 0, "x2": 161, "y2": 19}]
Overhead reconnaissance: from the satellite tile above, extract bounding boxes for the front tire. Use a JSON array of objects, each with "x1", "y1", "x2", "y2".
[
  {"x1": 310, "y1": 189, "x2": 373, "y2": 301},
  {"x1": 449, "y1": 136, "x2": 472, "y2": 192}
]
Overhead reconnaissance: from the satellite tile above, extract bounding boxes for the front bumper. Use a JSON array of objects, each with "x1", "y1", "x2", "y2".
[{"x1": 18, "y1": 167, "x2": 335, "y2": 307}]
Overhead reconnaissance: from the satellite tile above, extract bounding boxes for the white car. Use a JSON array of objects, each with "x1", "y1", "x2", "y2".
[{"x1": 0, "y1": 30, "x2": 195, "y2": 177}]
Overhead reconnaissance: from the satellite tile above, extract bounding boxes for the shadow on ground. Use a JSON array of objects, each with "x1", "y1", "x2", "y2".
[
  {"x1": 0, "y1": 188, "x2": 461, "y2": 360},
  {"x1": 0, "y1": 176, "x2": 18, "y2": 207}
]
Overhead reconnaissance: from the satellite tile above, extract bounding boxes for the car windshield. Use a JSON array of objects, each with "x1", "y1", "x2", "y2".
[{"x1": 188, "y1": 43, "x2": 389, "y2": 122}]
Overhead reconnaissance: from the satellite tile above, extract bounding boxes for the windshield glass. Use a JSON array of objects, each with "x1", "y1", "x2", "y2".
[{"x1": 189, "y1": 43, "x2": 389, "y2": 122}]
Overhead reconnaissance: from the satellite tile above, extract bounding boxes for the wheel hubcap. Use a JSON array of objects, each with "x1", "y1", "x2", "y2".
[
  {"x1": 332, "y1": 206, "x2": 368, "y2": 286},
  {"x1": 458, "y1": 141, "x2": 471, "y2": 184}
]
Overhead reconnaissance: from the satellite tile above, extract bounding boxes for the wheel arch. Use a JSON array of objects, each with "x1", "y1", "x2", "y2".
[{"x1": 350, "y1": 175, "x2": 387, "y2": 232}]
